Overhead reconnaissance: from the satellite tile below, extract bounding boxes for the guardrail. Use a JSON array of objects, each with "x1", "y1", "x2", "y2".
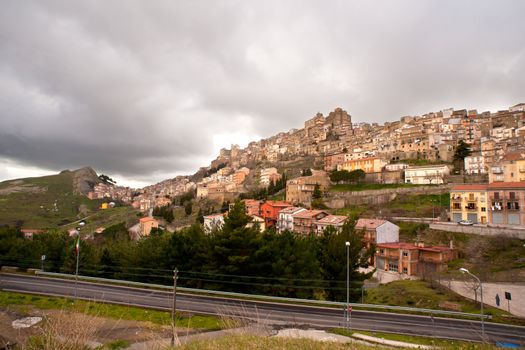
[{"x1": 33, "y1": 271, "x2": 490, "y2": 320}]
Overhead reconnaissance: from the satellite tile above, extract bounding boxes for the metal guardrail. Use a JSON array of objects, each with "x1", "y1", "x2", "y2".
[{"x1": 33, "y1": 271, "x2": 490, "y2": 319}]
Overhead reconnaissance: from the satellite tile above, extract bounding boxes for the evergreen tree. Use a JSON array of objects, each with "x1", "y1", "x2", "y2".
[{"x1": 453, "y1": 139, "x2": 472, "y2": 173}]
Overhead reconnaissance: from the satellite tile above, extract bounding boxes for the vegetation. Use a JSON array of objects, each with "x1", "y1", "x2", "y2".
[
  {"x1": 453, "y1": 139, "x2": 472, "y2": 174},
  {"x1": 0, "y1": 171, "x2": 104, "y2": 228},
  {"x1": 329, "y1": 169, "x2": 365, "y2": 183},
  {"x1": 382, "y1": 193, "x2": 449, "y2": 217},
  {"x1": 240, "y1": 173, "x2": 287, "y2": 201},
  {"x1": 0, "y1": 291, "x2": 221, "y2": 329},
  {"x1": 301, "y1": 168, "x2": 313, "y2": 176},
  {"x1": 98, "y1": 174, "x2": 116, "y2": 185},
  {"x1": 329, "y1": 183, "x2": 420, "y2": 192},
  {"x1": 153, "y1": 204, "x2": 175, "y2": 223},
  {"x1": 0, "y1": 202, "x2": 372, "y2": 302}
]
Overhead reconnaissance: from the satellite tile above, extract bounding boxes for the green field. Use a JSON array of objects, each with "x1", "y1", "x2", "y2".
[
  {"x1": 0, "y1": 172, "x2": 103, "y2": 228},
  {"x1": 0, "y1": 291, "x2": 221, "y2": 330},
  {"x1": 62, "y1": 206, "x2": 139, "y2": 232}
]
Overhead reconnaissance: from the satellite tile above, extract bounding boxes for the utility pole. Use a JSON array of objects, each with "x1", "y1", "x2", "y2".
[
  {"x1": 171, "y1": 268, "x2": 179, "y2": 347},
  {"x1": 74, "y1": 229, "x2": 80, "y2": 299}
]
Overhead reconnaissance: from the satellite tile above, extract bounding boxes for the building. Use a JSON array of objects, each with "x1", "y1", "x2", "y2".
[
  {"x1": 139, "y1": 217, "x2": 159, "y2": 237},
  {"x1": 355, "y1": 219, "x2": 400, "y2": 245},
  {"x1": 324, "y1": 152, "x2": 346, "y2": 171},
  {"x1": 246, "y1": 215, "x2": 266, "y2": 232},
  {"x1": 374, "y1": 242, "x2": 457, "y2": 277},
  {"x1": 203, "y1": 213, "x2": 225, "y2": 233},
  {"x1": 314, "y1": 215, "x2": 347, "y2": 234},
  {"x1": 487, "y1": 182, "x2": 525, "y2": 226},
  {"x1": 337, "y1": 157, "x2": 388, "y2": 173},
  {"x1": 404, "y1": 164, "x2": 450, "y2": 184},
  {"x1": 292, "y1": 210, "x2": 328, "y2": 235},
  {"x1": 242, "y1": 199, "x2": 261, "y2": 217},
  {"x1": 260, "y1": 200, "x2": 292, "y2": 228},
  {"x1": 464, "y1": 154, "x2": 487, "y2": 175},
  {"x1": 286, "y1": 170, "x2": 330, "y2": 205},
  {"x1": 488, "y1": 152, "x2": 525, "y2": 183},
  {"x1": 449, "y1": 184, "x2": 488, "y2": 224},
  {"x1": 260, "y1": 168, "x2": 281, "y2": 186},
  {"x1": 277, "y1": 206, "x2": 307, "y2": 233}
]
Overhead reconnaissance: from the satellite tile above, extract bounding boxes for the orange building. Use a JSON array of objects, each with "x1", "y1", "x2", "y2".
[
  {"x1": 139, "y1": 217, "x2": 159, "y2": 237},
  {"x1": 242, "y1": 199, "x2": 261, "y2": 217},
  {"x1": 260, "y1": 200, "x2": 292, "y2": 227},
  {"x1": 292, "y1": 210, "x2": 328, "y2": 235}
]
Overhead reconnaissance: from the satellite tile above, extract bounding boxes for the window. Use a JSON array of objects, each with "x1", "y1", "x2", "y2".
[
  {"x1": 379, "y1": 249, "x2": 384, "y2": 255},
  {"x1": 481, "y1": 207, "x2": 486, "y2": 212},
  {"x1": 402, "y1": 252, "x2": 408, "y2": 257},
  {"x1": 453, "y1": 203, "x2": 461, "y2": 210},
  {"x1": 388, "y1": 263, "x2": 398, "y2": 272},
  {"x1": 403, "y1": 267, "x2": 408, "y2": 274}
]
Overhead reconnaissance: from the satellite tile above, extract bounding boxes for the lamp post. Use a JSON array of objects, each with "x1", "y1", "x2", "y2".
[
  {"x1": 345, "y1": 241, "x2": 350, "y2": 330},
  {"x1": 460, "y1": 268, "x2": 484, "y2": 340}
]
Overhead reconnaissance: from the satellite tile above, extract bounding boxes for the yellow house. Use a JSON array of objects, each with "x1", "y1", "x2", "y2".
[
  {"x1": 450, "y1": 184, "x2": 488, "y2": 224},
  {"x1": 489, "y1": 152, "x2": 525, "y2": 183},
  {"x1": 100, "y1": 203, "x2": 109, "y2": 210},
  {"x1": 337, "y1": 157, "x2": 387, "y2": 173}
]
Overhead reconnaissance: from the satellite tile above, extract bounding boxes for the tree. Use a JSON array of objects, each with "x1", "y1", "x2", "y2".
[
  {"x1": 302, "y1": 168, "x2": 313, "y2": 176},
  {"x1": 184, "y1": 201, "x2": 193, "y2": 216},
  {"x1": 313, "y1": 184, "x2": 322, "y2": 199},
  {"x1": 98, "y1": 174, "x2": 116, "y2": 185},
  {"x1": 453, "y1": 140, "x2": 472, "y2": 174}
]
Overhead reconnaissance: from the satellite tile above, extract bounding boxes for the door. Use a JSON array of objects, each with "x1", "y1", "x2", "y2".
[{"x1": 467, "y1": 213, "x2": 478, "y2": 223}]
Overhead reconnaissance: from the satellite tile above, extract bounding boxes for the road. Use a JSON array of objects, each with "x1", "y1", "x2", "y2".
[{"x1": 1, "y1": 273, "x2": 525, "y2": 345}]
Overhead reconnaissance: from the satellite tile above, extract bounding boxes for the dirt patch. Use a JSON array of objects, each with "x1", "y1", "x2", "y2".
[{"x1": 0, "y1": 183, "x2": 47, "y2": 196}]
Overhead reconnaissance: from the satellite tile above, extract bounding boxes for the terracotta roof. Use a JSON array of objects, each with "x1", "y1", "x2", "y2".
[
  {"x1": 377, "y1": 242, "x2": 419, "y2": 250},
  {"x1": 488, "y1": 182, "x2": 525, "y2": 189},
  {"x1": 139, "y1": 217, "x2": 157, "y2": 223},
  {"x1": 262, "y1": 200, "x2": 291, "y2": 208},
  {"x1": 503, "y1": 152, "x2": 525, "y2": 161},
  {"x1": 451, "y1": 184, "x2": 488, "y2": 191},
  {"x1": 203, "y1": 213, "x2": 224, "y2": 219},
  {"x1": 292, "y1": 210, "x2": 327, "y2": 219},
  {"x1": 355, "y1": 218, "x2": 387, "y2": 230},
  {"x1": 279, "y1": 206, "x2": 306, "y2": 214},
  {"x1": 315, "y1": 215, "x2": 347, "y2": 225}
]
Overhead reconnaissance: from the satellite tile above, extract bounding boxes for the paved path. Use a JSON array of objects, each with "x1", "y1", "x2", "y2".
[{"x1": 444, "y1": 280, "x2": 525, "y2": 318}]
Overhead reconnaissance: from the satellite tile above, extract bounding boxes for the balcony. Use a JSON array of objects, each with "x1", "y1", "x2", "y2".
[
  {"x1": 466, "y1": 197, "x2": 478, "y2": 202},
  {"x1": 491, "y1": 167, "x2": 503, "y2": 174},
  {"x1": 451, "y1": 196, "x2": 462, "y2": 202},
  {"x1": 520, "y1": 168, "x2": 525, "y2": 173},
  {"x1": 465, "y1": 206, "x2": 477, "y2": 212},
  {"x1": 506, "y1": 195, "x2": 520, "y2": 201}
]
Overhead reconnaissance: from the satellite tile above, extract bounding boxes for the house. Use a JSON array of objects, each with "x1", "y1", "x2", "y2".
[
  {"x1": 242, "y1": 199, "x2": 261, "y2": 217},
  {"x1": 449, "y1": 184, "x2": 488, "y2": 224},
  {"x1": 337, "y1": 157, "x2": 388, "y2": 173},
  {"x1": 21, "y1": 228, "x2": 46, "y2": 239},
  {"x1": 139, "y1": 217, "x2": 159, "y2": 237},
  {"x1": 324, "y1": 152, "x2": 346, "y2": 171},
  {"x1": 246, "y1": 215, "x2": 265, "y2": 232},
  {"x1": 487, "y1": 182, "x2": 525, "y2": 226},
  {"x1": 203, "y1": 213, "x2": 225, "y2": 233},
  {"x1": 314, "y1": 215, "x2": 347, "y2": 234},
  {"x1": 404, "y1": 164, "x2": 450, "y2": 184},
  {"x1": 292, "y1": 210, "x2": 328, "y2": 235},
  {"x1": 285, "y1": 170, "x2": 330, "y2": 206},
  {"x1": 464, "y1": 154, "x2": 487, "y2": 175},
  {"x1": 488, "y1": 152, "x2": 525, "y2": 183},
  {"x1": 260, "y1": 168, "x2": 281, "y2": 186},
  {"x1": 277, "y1": 206, "x2": 307, "y2": 233},
  {"x1": 355, "y1": 219, "x2": 400, "y2": 245},
  {"x1": 260, "y1": 200, "x2": 292, "y2": 228},
  {"x1": 374, "y1": 242, "x2": 457, "y2": 277}
]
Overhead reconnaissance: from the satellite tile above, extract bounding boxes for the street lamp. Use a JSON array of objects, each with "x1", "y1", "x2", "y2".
[
  {"x1": 460, "y1": 268, "x2": 485, "y2": 340},
  {"x1": 345, "y1": 241, "x2": 350, "y2": 330}
]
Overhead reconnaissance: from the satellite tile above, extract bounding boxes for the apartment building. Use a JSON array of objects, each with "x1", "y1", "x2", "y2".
[
  {"x1": 139, "y1": 217, "x2": 159, "y2": 237},
  {"x1": 260, "y1": 200, "x2": 292, "y2": 228},
  {"x1": 488, "y1": 152, "x2": 525, "y2": 183},
  {"x1": 260, "y1": 168, "x2": 281, "y2": 186},
  {"x1": 286, "y1": 170, "x2": 331, "y2": 205},
  {"x1": 374, "y1": 242, "x2": 457, "y2": 277},
  {"x1": 337, "y1": 157, "x2": 388, "y2": 173},
  {"x1": 449, "y1": 184, "x2": 488, "y2": 224},
  {"x1": 488, "y1": 182, "x2": 525, "y2": 226},
  {"x1": 292, "y1": 210, "x2": 328, "y2": 235},
  {"x1": 242, "y1": 199, "x2": 261, "y2": 217},
  {"x1": 464, "y1": 154, "x2": 487, "y2": 175},
  {"x1": 314, "y1": 215, "x2": 347, "y2": 234},
  {"x1": 277, "y1": 206, "x2": 307, "y2": 233}
]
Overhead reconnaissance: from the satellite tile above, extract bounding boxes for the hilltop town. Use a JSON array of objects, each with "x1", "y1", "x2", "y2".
[{"x1": 90, "y1": 102, "x2": 525, "y2": 212}]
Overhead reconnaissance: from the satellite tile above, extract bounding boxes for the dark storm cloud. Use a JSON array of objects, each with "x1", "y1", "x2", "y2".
[{"x1": 1, "y1": 0, "x2": 524, "y2": 185}]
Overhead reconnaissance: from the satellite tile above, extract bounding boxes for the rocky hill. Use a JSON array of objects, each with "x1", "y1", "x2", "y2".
[{"x1": 0, "y1": 167, "x2": 103, "y2": 228}]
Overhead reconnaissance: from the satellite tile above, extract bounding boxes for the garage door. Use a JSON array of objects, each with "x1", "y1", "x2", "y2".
[
  {"x1": 508, "y1": 213, "x2": 520, "y2": 225},
  {"x1": 452, "y1": 213, "x2": 462, "y2": 223},
  {"x1": 467, "y1": 213, "x2": 478, "y2": 223},
  {"x1": 492, "y1": 213, "x2": 503, "y2": 225},
  {"x1": 376, "y1": 257, "x2": 385, "y2": 270}
]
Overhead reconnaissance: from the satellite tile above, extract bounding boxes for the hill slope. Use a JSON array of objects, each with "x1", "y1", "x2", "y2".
[{"x1": 0, "y1": 167, "x2": 102, "y2": 228}]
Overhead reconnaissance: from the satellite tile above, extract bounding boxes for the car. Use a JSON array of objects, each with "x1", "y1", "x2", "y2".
[{"x1": 458, "y1": 220, "x2": 474, "y2": 226}]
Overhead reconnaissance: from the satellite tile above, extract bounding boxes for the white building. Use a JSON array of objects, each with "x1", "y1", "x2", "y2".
[
  {"x1": 355, "y1": 219, "x2": 399, "y2": 244},
  {"x1": 203, "y1": 214, "x2": 225, "y2": 234},
  {"x1": 260, "y1": 167, "x2": 281, "y2": 186},
  {"x1": 277, "y1": 207, "x2": 306, "y2": 233},
  {"x1": 404, "y1": 165, "x2": 450, "y2": 185},
  {"x1": 464, "y1": 155, "x2": 486, "y2": 175},
  {"x1": 314, "y1": 215, "x2": 347, "y2": 234}
]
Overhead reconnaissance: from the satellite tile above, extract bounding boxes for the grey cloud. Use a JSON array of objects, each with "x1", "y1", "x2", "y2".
[{"x1": 1, "y1": 0, "x2": 524, "y2": 184}]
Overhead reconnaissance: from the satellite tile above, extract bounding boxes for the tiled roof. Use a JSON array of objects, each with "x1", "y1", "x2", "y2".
[
  {"x1": 355, "y1": 218, "x2": 386, "y2": 229},
  {"x1": 315, "y1": 215, "x2": 347, "y2": 225},
  {"x1": 488, "y1": 182, "x2": 525, "y2": 189},
  {"x1": 292, "y1": 210, "x2": 327, "y2": 219},
  {"x1": 279, "y1": 206, "x2": 305, "y2": 214},
  {"x1": 451, "y1": 184, "x2": 488, "y2": 191},
  {"x1": 263, "y1": 200, "x2": 291, "y2": 208},
  {"x1": 139, "y1": 217, "x2": 157, "y2": 222}
]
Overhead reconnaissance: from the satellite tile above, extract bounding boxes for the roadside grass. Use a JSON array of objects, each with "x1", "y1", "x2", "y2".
[
  {"x1": 331, "y1": 206, "x2": 367, "y2": 218},
  {"x1": 363, "y1": 280, "x2": 514, "y2": 323},
  {"x1": 329, "y1": 183, "x2": 422, "y2": 192},
  {"x1": 330, "y1": 328, "x2": 487, "y2": 348},
  {"x1": 384, "y1": 192, "x2": 450, "y2": 217},
  {"x1": 0, "y1": 291, "x2": 221, "y2": 330}
]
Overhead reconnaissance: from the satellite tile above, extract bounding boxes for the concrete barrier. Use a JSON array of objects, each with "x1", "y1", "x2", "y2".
[
  {"x1": 430, "y1": 222, "x2": 525, "y2": 239},
  {"x1": 1, "y1": 266, "x2": 19, "y2": 273}
]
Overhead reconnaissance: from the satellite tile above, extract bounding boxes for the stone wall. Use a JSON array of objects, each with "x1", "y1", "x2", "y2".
[
  {"x1": 325, "y1": 185, "x2": 450, "y2": 208},
  {"x1": 430, "y1": 222, "x2": 525, "y2": 239}
]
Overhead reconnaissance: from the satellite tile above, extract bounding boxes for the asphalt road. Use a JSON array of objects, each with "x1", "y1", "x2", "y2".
[{"x1": 1, "y1": 273, "x2": 525, "y2": 345}]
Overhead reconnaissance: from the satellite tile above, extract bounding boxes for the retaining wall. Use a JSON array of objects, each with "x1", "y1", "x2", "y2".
[{"x1": 430, "y1": 222, "x2": 525, "y2": 239}]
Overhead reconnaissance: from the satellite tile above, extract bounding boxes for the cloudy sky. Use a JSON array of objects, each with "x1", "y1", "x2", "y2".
[{"x1": 1, "y1": 1, "x2": 524, "y2": 187}]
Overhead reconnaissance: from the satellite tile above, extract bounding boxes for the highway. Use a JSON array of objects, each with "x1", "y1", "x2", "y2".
[{"x1": 1, "y1": 273, "x2": 525, "y2": 345}]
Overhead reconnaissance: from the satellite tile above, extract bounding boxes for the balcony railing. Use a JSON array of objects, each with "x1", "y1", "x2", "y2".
[
  {"x1": 466, "y1": 197, "x2": 478, "y2": 202},
  {"x1": 451, "y1": 196, "x2": 462, "y2": 202},
  {"x1": 465, "y1": 206, "x2": 477, "y2": 211},
  {"x1": 506, "y1": 195, "x2": 520, "y2": 201}
]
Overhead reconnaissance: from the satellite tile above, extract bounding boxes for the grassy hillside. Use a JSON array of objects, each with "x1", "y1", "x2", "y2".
[{"x1": 0, "y1": 170, "x2": 103, "y2": 228}]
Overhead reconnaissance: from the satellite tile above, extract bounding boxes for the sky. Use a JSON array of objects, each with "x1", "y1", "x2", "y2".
[{"x1": 1, "y1": 1, "x2": 524, "y2": 188}]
